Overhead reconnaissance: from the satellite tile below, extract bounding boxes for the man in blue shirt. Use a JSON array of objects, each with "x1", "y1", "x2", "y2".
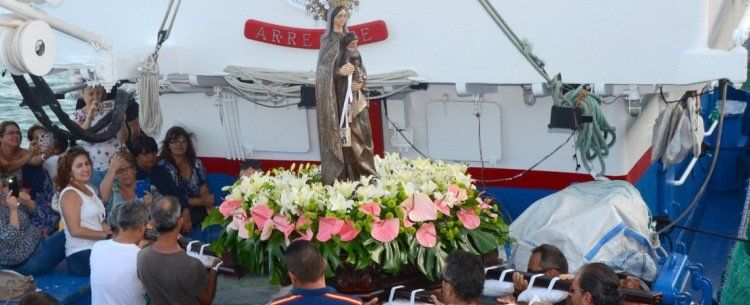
[{"x1": 271, "y1": 240, "x2": 377, "y2": 305}]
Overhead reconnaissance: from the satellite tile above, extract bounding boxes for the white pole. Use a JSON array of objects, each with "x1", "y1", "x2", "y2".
[{"x1": 0, "y1": 0, "x2": 112, "y2": 50}]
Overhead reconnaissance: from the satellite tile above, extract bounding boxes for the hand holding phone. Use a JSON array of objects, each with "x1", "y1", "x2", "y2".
[
  {"x1": 135, "y1": 180, "x2": 150, "y2": 199},
  {"x1": 4, "y1": 177, "x2": 20, "y2": 197}
]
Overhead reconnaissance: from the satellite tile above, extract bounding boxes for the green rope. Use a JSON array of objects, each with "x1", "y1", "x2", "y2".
[{"x1": 561, "y1": 86, "x2": 616, "y2": 177}]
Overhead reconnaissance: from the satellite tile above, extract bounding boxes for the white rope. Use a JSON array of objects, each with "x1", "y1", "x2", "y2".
[
  {"x1": 223, "y1": 65, "x2": 417, "y2": 105},
  {"x1": 136, "y1": 0, "x2": 182, "y2": 137},
  {"x1": 137, "y1": 54, "x2": 163, "y2": 137}
]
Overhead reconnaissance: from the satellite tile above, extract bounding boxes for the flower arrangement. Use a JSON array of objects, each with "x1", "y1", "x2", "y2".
[
  {"x1": 305, "y1": 0, "x2": 361, "y2": 21},
  {"x1": 204, "y1": 153, "x2": 509, "y2": 283}
]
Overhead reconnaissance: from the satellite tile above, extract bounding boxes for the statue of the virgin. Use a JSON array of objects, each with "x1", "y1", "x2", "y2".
[{"x1": 315, "y1": 6, "x2": 377, "y2": 185}]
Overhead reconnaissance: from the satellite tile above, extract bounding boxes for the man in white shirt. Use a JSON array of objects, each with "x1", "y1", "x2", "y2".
[{"x1": 90, "y1": 200, "x2": 148, "y2": 305}]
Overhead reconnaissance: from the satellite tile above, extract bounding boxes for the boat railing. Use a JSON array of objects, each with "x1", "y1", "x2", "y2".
[{"x1": 667, "y1": 119, "x2": 719, "y2": 186}]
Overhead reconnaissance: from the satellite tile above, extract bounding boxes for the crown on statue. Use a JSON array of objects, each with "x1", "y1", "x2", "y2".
[
  {"x1": 305, "y1": 0, "x2": 361, "y2": 21},
  {"x1": 327, "y1": 0, "x2": 350, "y2": 8}
]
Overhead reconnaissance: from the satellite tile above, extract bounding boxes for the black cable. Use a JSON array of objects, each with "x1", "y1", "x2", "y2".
[
  {"x1": 672, "y1": 224, "x2": 750, "y2": 243},
  {"x1": 382, "y1": 99, "x2": 427, "y2": 157},
  {"x1": 476, "y1": 130, "x2": 576, "y2": 183},
  {"x1": 475, "y1": 97, "x2": 486, "y2": 189},
  {"x1": 659, "y1": 86, "x2": 716, "y2": 104}
]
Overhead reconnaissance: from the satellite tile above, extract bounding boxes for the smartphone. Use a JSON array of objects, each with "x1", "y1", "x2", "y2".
[
  {"x1": 135, "y1": 180, "x2": 150, "y2": 199},
  {"x1": 99, "y1": 99, "x2": 115, "y2": 113},
  {"x1": 5, "y1": 177, "x2": 19, "y2": 197},
  {"x1": 38, "y1": 132, "x2": 53, "y2": 152}
]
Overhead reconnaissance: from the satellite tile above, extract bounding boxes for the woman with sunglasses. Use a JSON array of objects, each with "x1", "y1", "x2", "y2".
[
  {"x1": 152, "y1": 126, "x2": 218, "y2": 243},
  {"x1": 56, "y1": 147, "x2": 112, "y2": 276},
  {"x1": 99, "y1": 151, "x2": 154, "y2": 211}
]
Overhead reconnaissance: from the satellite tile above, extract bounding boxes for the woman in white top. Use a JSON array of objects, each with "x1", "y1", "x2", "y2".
[{"x1": 56, "y1": 146, "x2": 111, "y2": 276}]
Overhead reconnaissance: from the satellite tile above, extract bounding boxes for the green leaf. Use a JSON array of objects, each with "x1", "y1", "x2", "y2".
[
  {"x1": 202, "y1": 208, "x2": 228, "y2": 229},
  {"x1": 467, "y1": 229, "x2": 499, "y2": 254}
]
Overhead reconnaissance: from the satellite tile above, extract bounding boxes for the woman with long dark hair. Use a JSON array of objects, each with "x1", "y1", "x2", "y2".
[
  {"x1": 151, "y1": 126, "x2": 217, "y2": 242},
  {"x1": 57, "y1": 147, "x2": 111, "y2": 276}
]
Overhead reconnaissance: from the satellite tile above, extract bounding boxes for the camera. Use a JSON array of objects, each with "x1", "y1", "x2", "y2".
[{"x1": 3, "y1": 177, "x2": 20, "y2": 197}]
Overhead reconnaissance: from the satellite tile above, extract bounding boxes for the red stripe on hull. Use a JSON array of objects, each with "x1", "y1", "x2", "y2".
[{"x1": 200, "y1": 148, "x2": 654, "y2": 191}]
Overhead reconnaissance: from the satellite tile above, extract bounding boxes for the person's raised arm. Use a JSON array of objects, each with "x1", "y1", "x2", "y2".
[
  {"x1": 18, "y1": 191, "x2": 36, "y2": 215},
  {"x1": 99, "y1": 155, "x2": 125, "y2": 201},
  {"x1": 0, "y1": 149, "x2": 33, "y2": 173},
  {"x1": 5, "y1": 195, "x2": 21, "y2": 230},
  {"x1": 26, "y1": 141, "x2": 44, "y2": 166}
]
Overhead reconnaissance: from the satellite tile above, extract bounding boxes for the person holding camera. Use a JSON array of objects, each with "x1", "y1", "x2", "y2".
[
  {"x1": 0, "y1": 177, "x2": 65, "y2": 276},
  {"x1": 90, "y1": 200, "x2": 149, "y2": 305},
  {"x1": 71, "y1": 85, "x2": 127, "y2": 190},
  {"x1": 56, "y1": 147, "x2": 112, "y2": 276},
  {"x1": 22, "y1": 125, "x2": 59, "y2": 237},
  {"x1": 0, "y1": 121, "x2": 44, "y2": 190}
]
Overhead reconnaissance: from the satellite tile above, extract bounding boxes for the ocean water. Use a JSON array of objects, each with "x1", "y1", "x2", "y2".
[{"x1": 0, "y1": 72, "x2": 77, "y2": 146}]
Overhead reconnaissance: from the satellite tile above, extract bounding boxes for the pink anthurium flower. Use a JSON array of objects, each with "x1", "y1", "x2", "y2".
[
  {"x1": 227, "y1": 211, "x2": 251, "y2": 239},
  {"x1": 403, "y1": 193, "x2": 437, "y2": 222},
  {"x1": 359, "y1": 202, "x2": 381, "y2": 217},
  {"x1": 250, "y1": 204, "x2": 274, "y2": 228},
  {"x1": 294, "y1": 229, "x2": 313, "y2": 241},
  {"x1": 371, "y1": 218, "x2": 400, "y2": 243},
  {"x1": 456, "y1": 208, "x2": 481, "y2": 229},
  {"x1": 447, "y1": 184, "x2": 468, "y2": 203},
  {"x1": 296, "y1": 216, "x2": 312, "y2": 228},
  {"x1": 260, "y1": 221, "x2": 275, "y2": 241},
  {"x1": 401, "y1": 205, "x2": 414, "y2": 228},
  {"x1": 219, "y1": 200, "x2": 242, "y2": 218},
  {"x1": 317, "y1": 217, "x2": 345, "y2": 242},
  {"x1": 416, "y1": 222, "x2": 437, "y2": 248},
  {"x1": 338, "y1": 220, "x2": 361, "y2": 242},
  {"x1": 434, "y1": 198, "x2": 451, "y2": 216},
  {"x1": 272, "y1": 215, "x2": 295, "y2": 238}
]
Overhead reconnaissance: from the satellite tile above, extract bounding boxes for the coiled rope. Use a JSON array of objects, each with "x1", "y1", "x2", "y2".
[
  {"x1": 223, "y1": 66, "x2": 417, "y2": 106},
  {"x1": 561, "y1": 86, "x2": 616, "y2": 177}
]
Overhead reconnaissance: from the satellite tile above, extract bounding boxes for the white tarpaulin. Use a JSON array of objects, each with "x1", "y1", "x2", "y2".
[{"x1": 509, "y1": 181, "x2": 658, "y2": 281}]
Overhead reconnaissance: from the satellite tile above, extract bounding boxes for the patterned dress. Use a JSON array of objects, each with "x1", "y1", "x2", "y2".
[
  {"x1": 0, "y1": 202, "x2": 41, "y2": 266},
  {"x1": 152, "y1": 159, "x2": 208, "y2": 227},
  {"x1": 70, "y1": 109, "x2": 124, "y2": 172}
]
